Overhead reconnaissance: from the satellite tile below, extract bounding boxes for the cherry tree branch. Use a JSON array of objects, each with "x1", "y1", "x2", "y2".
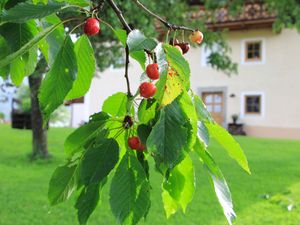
[
  {"x1": 132, "y1": 0, "x2": 196, "y2": 32},
  {"x1": 124, "y1": 45, "x2": 132, "y2": 97},
  {"x1": 106, "y1": 0, "x2": 132, "y2": 96},
  {"x1": 106, "y1": 0, "x2": 132, "y2": 33}
]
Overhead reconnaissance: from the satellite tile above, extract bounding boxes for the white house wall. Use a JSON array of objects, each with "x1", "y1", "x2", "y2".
[
  {"x1": 191, "y1": 28, "x2": 300, "y2": 139},
  {"x1": 80, "y1": 28, "x2": 300, "y2": 139}
]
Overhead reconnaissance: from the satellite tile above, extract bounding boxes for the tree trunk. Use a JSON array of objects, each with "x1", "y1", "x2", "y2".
[{"x1": 28, "y1": 73, "x2": 49, "y2": 159}]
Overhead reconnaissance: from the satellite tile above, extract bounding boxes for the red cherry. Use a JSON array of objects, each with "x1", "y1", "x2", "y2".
[
  {"x1": 169, "y1": 38, "x2": 179, "y2": 46},
  {"x1": 84, "y1": 18, "x2": 100, "y2": 36},
  {"x1": 146, "y1": 63, "x2": 159, "y2": 80},
  {"x1": 139, "y1": 82, "x2": 157, "y2": 99},
  {"x1": 177, "y1": 43, "x2": 190, "y2": 54},
  {"x1": 128, "y1": 136, "x2": 141, "y2": 150},
  {"x1": 137, "y1": 143, "x2": 146, "y2": 151}
]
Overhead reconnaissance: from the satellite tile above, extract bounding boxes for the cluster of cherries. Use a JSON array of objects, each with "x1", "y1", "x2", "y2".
[
  {"x1": 127, "y1": 64, "x2": 159, "y2": 151},
  {"x1": 138, "y1": 30, "x2": 203, "y2": 100},
  {"x1": 83, "y1": 18, "x2": 204, "y2": 152},
  {"x1": 139, "y1": 63, "x2": 159, "y2": 99}
]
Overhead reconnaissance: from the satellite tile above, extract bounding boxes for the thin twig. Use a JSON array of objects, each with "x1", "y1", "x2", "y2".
[
  {"x1": 105, "y1": 0, "x2": 132, "y2": 33},
  {"x1": 132, "y1": 0, "x2": 195, "y2": 32},
  {"x1": 124, "y1": 45, "x2": 132, "y2": 97},
  {"x1": 105, "y1": 0, "x2": 132, "y2": 97}
]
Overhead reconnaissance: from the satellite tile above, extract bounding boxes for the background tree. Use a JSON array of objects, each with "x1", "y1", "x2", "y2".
[{"x1": 28, "y1": 58, "x2": 49, "y2": 159}]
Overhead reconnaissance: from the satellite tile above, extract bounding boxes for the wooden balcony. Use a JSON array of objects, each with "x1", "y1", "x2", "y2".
[{"x1": 190, "y1": 2, "x2": 276, "y2": 31}]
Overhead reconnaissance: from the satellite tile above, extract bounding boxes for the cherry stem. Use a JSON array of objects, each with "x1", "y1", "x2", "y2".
[
  {"x1": 165, "y1": 29, "x2": 170, "y2": 43},
  {"x1": 113, "y1": 127, "x2": 125, "y2": 139},
  {"x1": 99, "y1": 18, "x2": 115, "y2": 32},
  {"x1": 132, "y1": 0, "x2": 196, "y2": 32},
  {"x1": 109, "y1": 126, "x2": 124, "y2": 131},
  {"x1": 68, "y1": 22, "x2": 85, "y2": 36}
]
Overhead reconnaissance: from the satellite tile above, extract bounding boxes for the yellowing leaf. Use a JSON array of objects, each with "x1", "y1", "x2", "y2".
[{"x1": 155, "y1": 67, "x2": 184, "y2": 107}]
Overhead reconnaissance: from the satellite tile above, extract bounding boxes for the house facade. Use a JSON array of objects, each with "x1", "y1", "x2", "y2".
[{"x1": 70, "y1": 3, "x2": 300, "y2": 140}]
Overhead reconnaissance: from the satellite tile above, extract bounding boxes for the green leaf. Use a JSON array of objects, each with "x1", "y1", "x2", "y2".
[
  {"x1": 66, "y1": 35, "x2": 95, "y2": 100},
  {"x1": 64, "y1": 112, "x2": 110, "y2": 157},
  {"x1": 48, "y1": 161, "x2": 79, "y2": 205},
  {"x1": 137, "y1": 124, "x2": 151, "y2": 145},
  {"x1": 32, "y1": 0, "x2": 48, "y2": 4},
  {"x1": 138, "y1": 99, "x2": 157, "y2": 124},
  {"x1": 130, "y1": 50, "x2": 146, "y2": 70},
  {"x1": 136, "y1": 151, "x2": 149, "y2": 180},
  {"x1": 25, "y1": 46, "x2": 38, "y2": 75},
  {"x1": 163, "y1": 44, "x2": 190, "y2": 89},
  {"x1": 0, "y1": 20, "x2": 38, "y2": 84},
  {"x1": 147, "y1": 98, "x2": 190, "y2": 170},
  {"x1": 155, "y1": 69, "x2": 184, "y2": 107},
  {"x1": 10, "y1": 46, "x2": 38, "y2": 85},
  {"x1": 42, "y1": 15, "x2": 65, "y2": 65},
  {"x1": 0, "y1": 36, "x2": 9, "y2": 78},
  {"x1": 114, "y1": 29, "x2": 147, "y2": 70},
  {"x1": 0, "y1": 21, "x2": 38, "y2": 52},
  {"x1": 114, "y1": 28, "x2": 127, "y2": 46},
  {"x1": 0, "y1": 0, "x2": 8, "y2": 10},
  {"x1": 0, "y1": 2, "x2": 66, "y2": 24},
  {"x1": 154, "y1": 44, "x2": 184, "y2": 107},
  {"x1": 198, "y1": 121, "x2": 210, "y2": 147},
  {"x1": 162, "y1": 155, "x2": 195, "y2": 218},
  {"x1": 75, "y1": 181, "x2": 106, "y2": 225},
  {"x1": 39, "y1": 36, "x2": 77, "y2": 121},
  {"x1": 127, "y1": 29, "x2": 157, "y2": 52},
  {"x1": 0, "y1": 19, "x2": 65, "y2": 68},
  {"x1": 194, "y1": 138, "x2": 236, "y2": 225},
  {"x1": 38, "y1": 36, "x2": 49, "y2": 62},
  {"x1": 81, "y1": 138, "x2": 119, "y2": 185},
  {"x1": 205, "y1": 123, "x2": 251, "y2": 174},
  {"x1": 110, "y1": 152, "x2": 151, "y2": 225},
  {"x1": 9, "y1": 57, "x2": 25, "y2": 84},
  {"x1": 193, "y1": 95, "x2": 214, "y2": 123},
  {"x1": 178, "y1": 91, "x2": 198, "y2": 149},
  {"x1": 55, "y1": 0, "x2": 89, "y2": 7},
  {"x1": 102, "y1": 92, "x2": 128, "y2": 117}
]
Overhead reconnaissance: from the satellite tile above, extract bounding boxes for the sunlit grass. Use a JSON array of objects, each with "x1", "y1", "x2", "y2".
[{"x1": 0, "y1": 124, "x2": 299, "y2": 225}]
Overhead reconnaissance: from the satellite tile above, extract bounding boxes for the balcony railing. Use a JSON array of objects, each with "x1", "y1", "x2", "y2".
[{"x1": 190, "y1": 2, "x2": 276, "y2": 31}]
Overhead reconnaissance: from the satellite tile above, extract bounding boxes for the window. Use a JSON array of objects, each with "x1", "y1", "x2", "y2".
[
  {"x1": 245, "y1": 41, "x2": 261, "y2": 61},
  {"x1": 245, "y1": 95, "x2": 261, "y2": 114},
  {"x1": 241, "y1": 38, "x2": 265, "y2": 65},
  {"x1": 241, "y1": 92, "x2": 265, "y2": 118}
]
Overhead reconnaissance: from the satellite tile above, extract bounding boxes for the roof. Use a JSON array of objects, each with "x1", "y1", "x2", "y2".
[{"x1": 190, "y1": 2, "x2": 276, "y2": 31}]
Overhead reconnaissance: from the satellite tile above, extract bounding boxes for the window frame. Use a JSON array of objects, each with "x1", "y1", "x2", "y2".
[
  {"x1": 240, "y1": 92, "x2": 265, "y2": 118},
  {"x1": 245, "y1": 41, "x2": 262, "y2": 62},
  {"x1": 241, "y1": 38, "x2": 266, "y2": 65},
  {"x1": 244, "y1": 95, "x2": 261, "y2": 115}
]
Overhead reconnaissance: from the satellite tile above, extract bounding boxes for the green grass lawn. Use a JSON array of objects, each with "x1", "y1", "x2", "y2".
[{"x1": 0, "y1": 124, "x2": 299, "y2": 225}]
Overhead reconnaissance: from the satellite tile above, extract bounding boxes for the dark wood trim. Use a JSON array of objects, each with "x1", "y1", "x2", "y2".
[{"x1": 206, "y1": 18, "x2": 275, "y2": 31}]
